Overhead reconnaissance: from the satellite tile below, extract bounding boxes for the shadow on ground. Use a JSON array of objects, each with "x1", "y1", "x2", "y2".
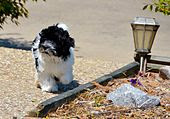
[
  {"x1": 0, "y1": 38, "x2": 31, "y2": 51},
  {"x1": 57, "y1": 80, "x2": 79, "y2": 93}
]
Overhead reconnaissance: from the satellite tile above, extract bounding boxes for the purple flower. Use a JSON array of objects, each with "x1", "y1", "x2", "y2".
[
  {"x1": 130, "y1": 78, "x2": 143, "y2": 86},
  {"x1": 130, "y1": 78, "x2": 138, "y2": 85},
  {"x1": 137, "y1": 80, "x2": 142, "y2": 86}
]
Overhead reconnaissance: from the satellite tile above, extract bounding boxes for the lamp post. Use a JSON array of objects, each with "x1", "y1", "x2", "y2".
[{"x1": 131, "y1": 17, "x2": 160, "y2": 73}]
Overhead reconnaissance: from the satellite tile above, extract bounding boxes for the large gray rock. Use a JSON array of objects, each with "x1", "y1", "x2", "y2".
[
  {"x1": 159, "y1": 66, "x2": 170, "y2": 80},
  {"x1": 107, "y1": 84, "x2": 160, "y2": 108}
]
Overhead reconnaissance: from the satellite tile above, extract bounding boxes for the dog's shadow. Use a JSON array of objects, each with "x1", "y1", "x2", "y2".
[{"x1": 55, "y1": 80, "x2": 79, "y2": 94}]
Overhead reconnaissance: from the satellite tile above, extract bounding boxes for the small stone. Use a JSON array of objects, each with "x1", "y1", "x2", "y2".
[
  {"x1": 165, "y1": 104, "x2": 170, "y2": 111},
  {"x1": 106, "y1": 84, "x2": 160, "y2": 109},
  {"x1": 159, "y1": 66, "x2": 170, "y2": 80}
]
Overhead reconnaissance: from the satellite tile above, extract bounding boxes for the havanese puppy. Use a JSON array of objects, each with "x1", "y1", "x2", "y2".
[{"x1": 32, "y1": 23, "x2": 75, "y2": 92}]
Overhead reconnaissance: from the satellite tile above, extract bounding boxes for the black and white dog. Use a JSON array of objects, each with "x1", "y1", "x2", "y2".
[{"x1": 32, "y1": 23, "x2": 75, "y2": 92}]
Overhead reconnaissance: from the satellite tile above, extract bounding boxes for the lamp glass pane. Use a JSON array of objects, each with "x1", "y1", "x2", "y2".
[
  {"x1": 136, "y1": 30, "x2": 144, "y2": 49},
  {"x1": 148, "y1": 31, "x2": 156, "y2": 50},
  {"x1": 144, "y1": 30, "x2": 153, "y2": 50},
  {"x1": 133, "y1": 30, "x2": 138, "y2": 49}
]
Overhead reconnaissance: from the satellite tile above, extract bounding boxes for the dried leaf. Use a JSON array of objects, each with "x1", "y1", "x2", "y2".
[
  {"x1": 148, "y1": 81, "x2": 159, "y2": 88},
  {"x1": 92, "y1": 82, "x2": 112, "y2": 93}
]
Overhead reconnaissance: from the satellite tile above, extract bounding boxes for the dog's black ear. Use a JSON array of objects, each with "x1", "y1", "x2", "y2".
[{"x1": 69, "y1": 37, "x2": 75, "y2": 48}]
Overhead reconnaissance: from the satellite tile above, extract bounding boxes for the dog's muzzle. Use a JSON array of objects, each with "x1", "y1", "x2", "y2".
[{"x1": 39, "y1": 46, "x2": 57, "y2": 56}]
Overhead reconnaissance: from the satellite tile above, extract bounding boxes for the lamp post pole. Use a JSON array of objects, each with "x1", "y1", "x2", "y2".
[{"x1": 139, "y1": 55, "x2": 147, "y2": 73}]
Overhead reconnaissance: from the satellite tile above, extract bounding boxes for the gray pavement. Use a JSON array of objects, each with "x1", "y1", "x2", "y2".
[{"x1": 0, "y1": 0, "x2": 169, "y2": 64}]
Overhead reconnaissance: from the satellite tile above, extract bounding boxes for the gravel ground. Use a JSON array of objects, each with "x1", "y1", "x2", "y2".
[{"x1": 0, "y1": 47, "x2": 122, "y2": 119}]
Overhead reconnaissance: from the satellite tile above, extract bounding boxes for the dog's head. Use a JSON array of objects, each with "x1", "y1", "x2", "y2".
[{"x1": 38, "y1": 23, "x2": 75, "y2": 60}]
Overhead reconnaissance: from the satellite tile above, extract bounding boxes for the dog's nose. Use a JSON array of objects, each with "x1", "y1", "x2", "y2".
[{"x1": 39, "y1": 45, "x2": 48, "y2": 53}]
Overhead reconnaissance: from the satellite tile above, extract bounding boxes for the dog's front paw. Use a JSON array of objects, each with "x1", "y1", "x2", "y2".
[
  {"x1": 51, "y1": 86, "x2": 59, "y2": 92},
  {"x1": 60, "y1": 75, "x2": 73, "y2": 85},
  {"x1": 41, "y1": 85, "x2": 58, "y2": 93}
]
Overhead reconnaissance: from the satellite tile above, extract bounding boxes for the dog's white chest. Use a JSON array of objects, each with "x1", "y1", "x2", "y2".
[{"x1": 38, "y1": 47, "x2": 74, "y2": 78}]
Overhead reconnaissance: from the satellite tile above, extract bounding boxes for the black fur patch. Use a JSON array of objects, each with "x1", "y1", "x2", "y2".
[
  {"x1": 35, "y1": 58, "x2": 39, "y2": 71},
  {"x1": 32, "y1": 48, "x2": 37, "y2": 51},
  {"x1": 39, "y1": 24, "x2": 75, "y2": 60}
]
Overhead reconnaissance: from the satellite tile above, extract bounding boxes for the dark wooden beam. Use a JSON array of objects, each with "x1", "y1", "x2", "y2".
[
  {"x1": 147, "y1": 63, "x2": 166, "y2": 72},
  {"x1": 134, "y1": 54, "x2": 170, "y2": 66},
  {"x1": 148, "y1": 55, "x2": 170, "y2": 65}
]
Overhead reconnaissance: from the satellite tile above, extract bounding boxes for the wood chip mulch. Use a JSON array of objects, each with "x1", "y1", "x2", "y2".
[{"x1": 48, "y1": 73, "x2": 170, "y2": 119}]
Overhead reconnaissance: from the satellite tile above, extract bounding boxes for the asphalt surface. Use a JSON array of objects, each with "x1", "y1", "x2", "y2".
[{"x1": 0, "y1": 0, "x2": 169, "y2": 64}]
